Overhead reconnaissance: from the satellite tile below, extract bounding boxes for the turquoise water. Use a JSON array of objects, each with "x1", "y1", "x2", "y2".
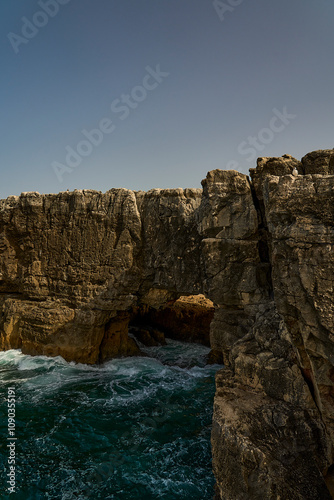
[{"x1": 0, "y1": 340, "x2": 219, "y2": 499}]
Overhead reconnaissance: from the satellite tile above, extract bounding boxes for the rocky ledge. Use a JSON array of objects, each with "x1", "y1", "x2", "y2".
[{"x1": 1, "y1": 149, "x2": 334, "y2": 498}]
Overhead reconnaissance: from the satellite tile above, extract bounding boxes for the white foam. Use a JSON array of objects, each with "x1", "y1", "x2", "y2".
[
  {"x1": 0, "y1": 348, "x2": 24, "y2": 364},
  {"x1": 0, "y1": 342, "x2": 219, "y2": 408},
  {"x1": 17, "y1": 354, "x2": 68, "y2": 371}
]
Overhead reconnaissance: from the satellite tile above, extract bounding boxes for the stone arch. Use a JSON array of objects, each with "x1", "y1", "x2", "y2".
[{"x1": 0, "y1": 169, "x2": 269, "y2": 366}]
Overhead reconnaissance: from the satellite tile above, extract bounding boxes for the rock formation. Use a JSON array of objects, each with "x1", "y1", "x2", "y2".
[
  {"x1": 0, "y1": 187, "x2": 202, "y2": 363},
  {"x1": 1, "y1": 149, "x2": 334, "y2": 498}
]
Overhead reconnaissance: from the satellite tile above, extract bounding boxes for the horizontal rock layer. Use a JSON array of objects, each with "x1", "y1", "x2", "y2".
[{"x1": 1, "y1": 148, "x2": 334, "y2": 498}]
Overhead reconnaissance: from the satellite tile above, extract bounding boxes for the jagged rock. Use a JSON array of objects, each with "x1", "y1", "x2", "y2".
[
  {"x1": 0, "y1": 187, "x2": 203, "y2": 363},
  {"x1": 212, "y1": 303, "x2": 331, "y2": 500},
  {"x1": 99, "y1": 312, "x2": 140, "y2": 362},
  {"x1": 1, "y1": 151, "x2": 334, "y2": 498},
  {"x1": 301, "y1": 149, "x2": 334, "y2": 174},
  {"x1": 249, "y1": 155, "x2": 303, "y2": 225},
  {"x1": 210, "y1": 163, "x2": 334, "y2": 499},
  {"x1": 263, "y1": 173, "x2": 334, "y2": 455},
  {"x1": 250, "y1": 155, "x2": 303, "y2": 199},
  {"x1": 199, "y1": 169, "x2": 271, "y2": 370},
  {"x1": 136, "y1": 187, "x2": 203, "y2": 297}
]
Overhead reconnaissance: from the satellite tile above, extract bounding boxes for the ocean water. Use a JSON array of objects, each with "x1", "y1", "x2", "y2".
[{"x1": 0, "y1": 339, "x2": 220, "y2": 500}]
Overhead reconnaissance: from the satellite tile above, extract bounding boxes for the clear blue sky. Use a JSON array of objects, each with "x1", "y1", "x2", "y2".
[{"x1": 1, "y1": 0, "x2": 334, "y2": 197}]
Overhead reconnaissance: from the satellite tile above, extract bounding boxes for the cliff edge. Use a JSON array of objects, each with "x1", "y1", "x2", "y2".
[{"x1": 1, "y1": 149, "x2": 334, "y2": 498}]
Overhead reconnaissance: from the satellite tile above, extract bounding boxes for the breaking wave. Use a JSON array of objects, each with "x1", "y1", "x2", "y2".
[{"x1": 0, "y1": 339, "x2": 220, "y2": 499}]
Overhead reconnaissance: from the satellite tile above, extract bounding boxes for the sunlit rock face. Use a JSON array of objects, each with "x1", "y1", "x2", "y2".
[
  {"x1": 0, "y1": 187, "x2": 203, "y2": 363},
  {"x1": 1, "y1": 149, "x2": 334, "y2": 498}
]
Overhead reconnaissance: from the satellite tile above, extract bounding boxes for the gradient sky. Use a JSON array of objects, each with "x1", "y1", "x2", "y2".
[{"x1": 1, "y1": 0, "x2": 334, "y2": 198}]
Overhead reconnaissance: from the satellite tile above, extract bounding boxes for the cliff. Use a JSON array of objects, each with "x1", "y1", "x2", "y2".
[
  {"x1": 1, "y1": 149, "x2": 334, "y2": 498},
  {"x1": 211, "y1": 152, "x2": 334, "y2": 499}
]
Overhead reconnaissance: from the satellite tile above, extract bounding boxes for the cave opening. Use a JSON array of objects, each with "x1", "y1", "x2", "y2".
[{"x1": 128, "y1": 293, "x2": 223, "y2": 364}]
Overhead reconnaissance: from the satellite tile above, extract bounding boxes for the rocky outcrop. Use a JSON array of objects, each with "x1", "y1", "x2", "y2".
[
  {"x1": 301, "y1": 149, "x2": 334, "y2": 175},
  {"x1": 211, "y1": 301, "x2": 331, "y2": 499},
  {"x1": 1, "y1": 149, "x2": 334, "y2": 498},
  {"x1": 264, "y1": 173, "x2": 334, "y2": 454},
  {"x1": 211, "y1": 151, "x2": 334, "y2": 500},
  {"x1": 0, "y1": 188, "x2": 202, "y2": 363}
]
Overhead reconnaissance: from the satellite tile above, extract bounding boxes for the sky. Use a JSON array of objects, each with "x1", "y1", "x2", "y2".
[{"x1": 1, "y1": 0, "x2": 334, "y2": 198}]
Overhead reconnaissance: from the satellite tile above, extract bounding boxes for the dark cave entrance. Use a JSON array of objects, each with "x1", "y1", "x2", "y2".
[
  {"x1": 128, "y1": 293, "x2": 223, "y2": 364},
  {"x1": 98, "y1": 292, "x2": 223, "y2": 365}
]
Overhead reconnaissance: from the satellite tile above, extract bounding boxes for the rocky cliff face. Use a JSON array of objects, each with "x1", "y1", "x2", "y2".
[
  {"x1": 0, "y1": 187, "x2": 202, "y2": 363},
  {"x1": 211, "y1": 151, "x2": 334, "y2": 500},
  {"x1": 1, "y1": 149, "x2": 334, "y2": 498}
]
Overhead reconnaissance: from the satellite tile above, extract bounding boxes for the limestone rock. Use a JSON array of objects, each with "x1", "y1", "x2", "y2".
[
  {"x1": 1, "y1": 151, "x2": 334, "y2": 498},
  {"x1": 99, "y1": 312, "x2": 140, "y2": 363},
  {"x1": 301, "y1": 149, "x2": 334, "y2": 175},
  {"x1": 263, "y1": 173, "x2": 334, "y2": 453},
  {"x1": 0, "y1": 187, "x2": 203, "y2": 363},
  {"x1": 249, "y1": 155, "x2": 303, "y2": 209},
  {"x1": 212, "y1": 303, "x2": 331, "y2": 500}
]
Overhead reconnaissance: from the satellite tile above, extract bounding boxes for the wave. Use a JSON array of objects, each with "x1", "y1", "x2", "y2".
[{"x1": 0, "y1": 339, "x2": 219, "y2": 499}]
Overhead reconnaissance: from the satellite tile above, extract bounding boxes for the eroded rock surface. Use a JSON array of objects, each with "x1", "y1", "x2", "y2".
[
  {"x1": 1, "y1": 149, "x2": 334, "y2": 498},
  {"x1": 211, "y1": 153, "x2": 334, "y2": 499},
  {"x1": 0, "y1": 188, "x2": 202, "y2": 363}
]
